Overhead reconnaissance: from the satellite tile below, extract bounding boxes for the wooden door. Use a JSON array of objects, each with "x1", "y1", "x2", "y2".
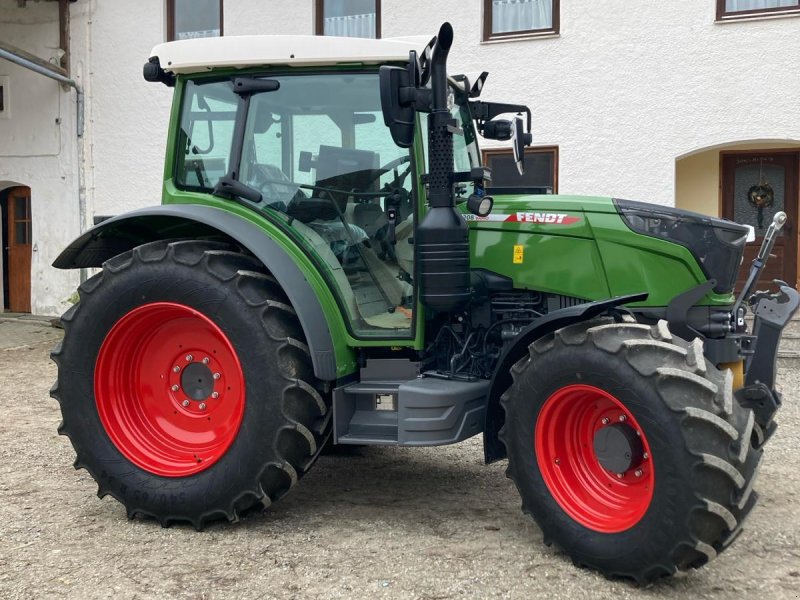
[
  {"x1": 6, "y1": 187, "x2": 32, "y2": 313},
  {"x1": 722, "y1": 152, "x2": 799, "y2": 291}
]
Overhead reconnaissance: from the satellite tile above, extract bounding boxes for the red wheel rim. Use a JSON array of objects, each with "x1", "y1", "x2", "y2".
[
  {"x1": 535, "y1": 384, "x2": 654, "y2": 533},
  {"x1": 95, "y1": 302, "x2": 245, "y2": 477}
]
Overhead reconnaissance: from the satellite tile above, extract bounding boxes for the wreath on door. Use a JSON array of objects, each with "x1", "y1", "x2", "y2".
[{"x1": 747, "y1": 159, "x2": 775, "y2": 228}]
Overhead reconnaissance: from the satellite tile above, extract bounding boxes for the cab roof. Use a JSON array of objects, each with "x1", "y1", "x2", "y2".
[{"x1": 150, "y1": 35, "x2": 428, "y2": 74}]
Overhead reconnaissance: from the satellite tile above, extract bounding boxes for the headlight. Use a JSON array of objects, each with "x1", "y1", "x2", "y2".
[{"x1": 614, "y1": 199, "x2": 749, "y2": 294}]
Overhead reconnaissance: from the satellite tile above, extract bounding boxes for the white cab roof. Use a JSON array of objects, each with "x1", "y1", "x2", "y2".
[{"x1": 150, "y1": 35, "x2": 429, "y2": 74}]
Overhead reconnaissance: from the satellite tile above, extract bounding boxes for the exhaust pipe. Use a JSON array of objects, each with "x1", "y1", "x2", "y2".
[{"x1": 417, "y1": 23, "x2": 472, "y2": 312}]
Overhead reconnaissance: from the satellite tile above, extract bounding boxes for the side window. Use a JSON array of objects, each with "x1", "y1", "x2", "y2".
[
  {"x1": 483, "y1": 0, "x2": 559, "y2": 40},
  {"x1": 175, "y1": 80, "x2": 237, "y2": 191},
  {"x1": 316, "y1": 0, "x2": 381, "y2": 38},
  {"x1": 717, "y1": 0, "x2": 800, "y2": 20},
  {"x1": 167, "y1": 0, "x2": 223, "y2": 41}
]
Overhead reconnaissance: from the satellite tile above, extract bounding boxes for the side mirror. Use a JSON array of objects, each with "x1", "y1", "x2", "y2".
[
  {"x1": 379, "y1": 58, "x2": 418, "y2": 148},
  {"x1": 511, "y1": 116, "x2": 533, "y2": 175}
]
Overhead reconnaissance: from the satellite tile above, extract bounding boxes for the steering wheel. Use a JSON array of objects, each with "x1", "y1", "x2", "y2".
[{"x1": 368, "y1": 155, "x2": 412, "y2": 189}]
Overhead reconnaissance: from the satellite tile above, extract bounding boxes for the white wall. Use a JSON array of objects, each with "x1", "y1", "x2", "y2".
[{"x1": 0, "y1": 0, "x2": 81, "y2": 315}]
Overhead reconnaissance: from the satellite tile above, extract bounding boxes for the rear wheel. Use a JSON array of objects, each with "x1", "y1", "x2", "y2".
[
  {"x1": 51, "y1": 240, "x2": 331, "y2": 528},
  {"x1": 500, "y1": 318, "x2": 761, "y2": 584}
]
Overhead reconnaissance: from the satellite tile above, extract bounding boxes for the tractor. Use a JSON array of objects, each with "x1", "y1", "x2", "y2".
[{"x1": 51, "y1": 23, "x2": 798, "y2": 583}]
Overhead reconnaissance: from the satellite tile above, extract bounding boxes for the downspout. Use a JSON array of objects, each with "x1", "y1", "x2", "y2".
[{"x1": 0, "y1": 47, "x2": 88, "y2": 283}]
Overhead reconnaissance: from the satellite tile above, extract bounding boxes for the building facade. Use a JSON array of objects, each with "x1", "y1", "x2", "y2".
[{"x1": 1, "y1": 0, "x2": 799, "y2": 315}]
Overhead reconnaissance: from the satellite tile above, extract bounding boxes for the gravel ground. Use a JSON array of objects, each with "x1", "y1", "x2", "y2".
[{"x1": 1, "y1": 320, "x2": 799, "y2": 600}]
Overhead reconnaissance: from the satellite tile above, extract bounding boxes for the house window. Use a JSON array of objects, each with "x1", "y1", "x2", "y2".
[
  {"x1": 717, "y1": 0, "x2": 800, "y2": 20},
  {"x1": 483, "y1": 147, "x2": 558, "y2": 194},
  {"x1": 167, "y1": 0, "x2": 223, "y2": 41},
  {"x1": 483, "y1": 0, "x2": 559, "y2": 40},
  {"x1": 316, "y1": 0, "x2": 380, "y2": 38}
]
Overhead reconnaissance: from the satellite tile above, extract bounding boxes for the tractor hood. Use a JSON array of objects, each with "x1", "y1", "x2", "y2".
[{"x1": 462, "y1": 194, "x2": 749, "y2": 304}]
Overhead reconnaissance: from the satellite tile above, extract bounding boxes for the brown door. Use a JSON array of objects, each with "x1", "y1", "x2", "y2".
[
  {"x1": 722, "y1": 151, "x2": 799, "y2": 291},
  {"x1": 6, "y1": 187, "x2": 32, "y2": 313}
]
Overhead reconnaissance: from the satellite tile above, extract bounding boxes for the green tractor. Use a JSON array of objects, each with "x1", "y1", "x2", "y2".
[{"x1": 52, "y1": 23, "x2": 798, "y2": 583}]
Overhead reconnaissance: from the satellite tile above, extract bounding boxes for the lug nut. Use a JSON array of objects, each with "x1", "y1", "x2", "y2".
[
  {"x1": 182, "y1": 400, "x2": 190, "y2": 407},
  {"x1": 213, "y1": 372, "x2": 221, "y2": 380},
  {"x1": 211, "y1": 392, "x2": 219, "y2": 399},
  {"x1": 173, "y1": 366, "x2": 180, "y2": 373},
  {"x1": 616, "y1": 473, "x2": 624, "y2": 479},
  {"x1": 643, "y1": 452, "x2": 649, "y2": 460},
  {"x1": 171, "y1": 385, "x2": 179, "y2": 392},
  {"x1": 634, "y1": 469, "x2": 643, "y2": 478},
  {"x1": 618, "y1": 414, "x2": 627, "y2": 422},
  {"x1": 199, "y1": 403, "x2": 207, "y2": 410},
  {"x1": 185, "y1": 354, "x2": 193, "y2": 362},
  {"x1": 554, "y1": 458, "x2": 560, "y2": 465},
  {"x1": 202, "y1": 357, "x2": 210, "y2": 365},
  {"x1": 601, "y1": 417, "x2": 610, "y2": 425}
]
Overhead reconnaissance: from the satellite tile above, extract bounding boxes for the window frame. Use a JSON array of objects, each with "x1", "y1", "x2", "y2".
[
  {"x1": 482, "y1": 0, "x2": 560, "y2": 41},
  {"x1": 482, "y1": 146, "x2": 559, "y2": 194},
  {"x1": 315, "y1": 0, "x2": 382, "y2": 38},
  {"x1": 716, "y1": 0, "x2": 800, "y2": 21},
  {"x1": 166, "y1": 0, "x2": 224, "y2": 42}
]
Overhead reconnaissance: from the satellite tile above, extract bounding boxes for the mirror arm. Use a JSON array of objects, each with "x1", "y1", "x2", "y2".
[{"x1": 469, "y1": 101, "x2": 532, "y2": 131}]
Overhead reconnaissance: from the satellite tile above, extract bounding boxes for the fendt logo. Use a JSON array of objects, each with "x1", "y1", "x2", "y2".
[
  {"x1": 510, "y1": 212, "x2": 581, "y2": 225},
  {"x1": 463, "y1": 212, "x2": 582, "y2": 225}
]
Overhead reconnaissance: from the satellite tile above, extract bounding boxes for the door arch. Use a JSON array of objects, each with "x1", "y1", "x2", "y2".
[{"x1": 0, "y1": 185, "x2": 32, "y2": 313}]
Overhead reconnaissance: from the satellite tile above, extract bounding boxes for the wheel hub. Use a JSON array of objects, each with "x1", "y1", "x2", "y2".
[
  {"x1": 593, "y1": 422, "x2": 644, "y2": 474},
  {"x1": 180, "y1": 361, "x2": 215, "y2": 400}
]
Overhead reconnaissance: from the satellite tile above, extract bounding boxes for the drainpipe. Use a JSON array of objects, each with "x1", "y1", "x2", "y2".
[{"x1": 0, "y1": 47, "x2": 88, "y2": 283}]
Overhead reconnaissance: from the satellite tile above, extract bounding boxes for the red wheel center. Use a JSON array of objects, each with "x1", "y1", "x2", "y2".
[
  {"x1": 95, "y1": 302, "x2": 245, "y2": 477},
  {"x1": 535, "y1": 384, "x2": 654, "y2": 533}
]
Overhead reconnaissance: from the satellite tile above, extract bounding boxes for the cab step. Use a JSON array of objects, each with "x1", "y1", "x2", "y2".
[{"x1": 333, "y1": 359, "x2": 489, "y2": 446}]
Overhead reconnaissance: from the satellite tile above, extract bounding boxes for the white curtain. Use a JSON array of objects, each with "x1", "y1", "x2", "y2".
[
  {"x1": 323, "y1": 13, "x2": 376, "y2": 38},
  {"x1": 726, "y1": 0, "x2": 797, "y2": 11},
  {"x1": 492, "y1": 0, "x2": 553, "y2": 34}
]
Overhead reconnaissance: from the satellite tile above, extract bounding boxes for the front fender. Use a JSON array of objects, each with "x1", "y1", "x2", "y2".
[
  {"x1": 54, "y1": 204, "x2": 354, "y2": 381},
  {"x1": 483, "y1": 292, "x2": 648, "y2": 464}
]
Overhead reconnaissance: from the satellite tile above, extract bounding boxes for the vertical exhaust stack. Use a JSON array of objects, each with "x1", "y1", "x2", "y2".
[{"x1": 417, "y1": 23, "x2": 472, "y2": 312}]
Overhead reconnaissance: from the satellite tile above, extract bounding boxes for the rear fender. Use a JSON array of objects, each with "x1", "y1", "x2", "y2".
[
  {"x1": 54, "y1": 204, "x2": 345, "y2": 381},
  {"x1": 483, "y1": 292, "x2": 648, "y2": 463}
]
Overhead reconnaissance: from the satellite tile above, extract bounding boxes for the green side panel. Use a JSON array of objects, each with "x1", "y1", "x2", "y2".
[
  {"x1": 470, "y1": 230, "x2": 610, "y2": 299},
  {"x1": 466, "y1": 195, "x2": 612, "y2": 300},
  {"x1": 587, "y1": 212, "x2": 735, "y2": 306}
]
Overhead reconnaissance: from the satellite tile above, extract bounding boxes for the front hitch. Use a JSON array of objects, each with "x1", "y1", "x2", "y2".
[{"x1": 733, "y1": 212, "x2": 800, "y2": 445}]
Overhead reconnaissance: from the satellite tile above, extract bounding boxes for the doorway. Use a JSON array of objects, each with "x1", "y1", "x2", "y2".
[
  {"x1": 721, "y1": 151, "x2": 799, "y2": 290},
  {"x1": 1, "y1": 186, "x2": 32, "y2": 313}
]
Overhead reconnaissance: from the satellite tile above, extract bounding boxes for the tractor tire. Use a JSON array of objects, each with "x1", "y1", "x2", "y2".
[
  {"x1": 500, "y1": 318, "x2": 762, "y2": 584},
  {"x1": 51, "y1": 240, "x2": 331, "y2": 528}
]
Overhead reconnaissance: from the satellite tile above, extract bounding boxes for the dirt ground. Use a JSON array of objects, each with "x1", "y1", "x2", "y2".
[{"x1": 1, "y1": 319, "x2": 799, "y2": 600}]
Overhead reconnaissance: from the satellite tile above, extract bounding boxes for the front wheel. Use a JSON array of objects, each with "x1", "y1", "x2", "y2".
[
  {"x1": 500, "y1": 319, "x2": 762, "y2": 584},
  {"x1": 51, "y1": 240, "x2": 331, "y2": 528}
]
